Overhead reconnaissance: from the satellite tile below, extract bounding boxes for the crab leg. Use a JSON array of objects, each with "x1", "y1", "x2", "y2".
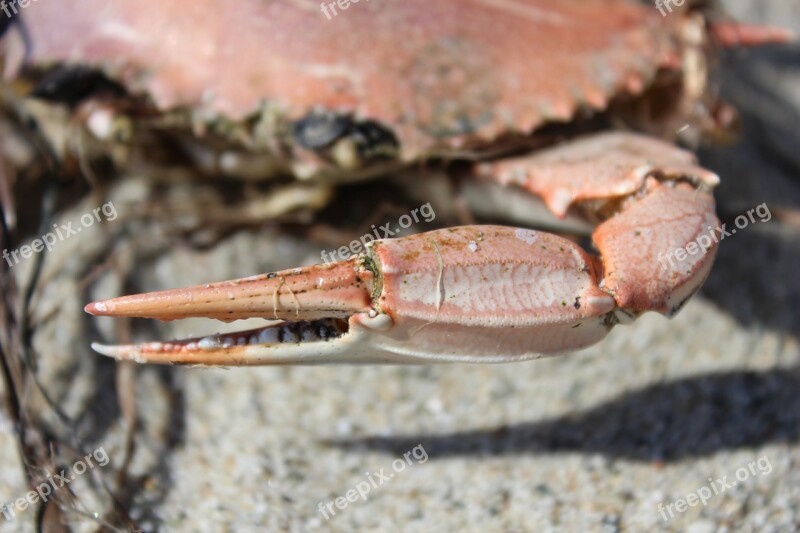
[
  {"x1": 480, "y1": 132, "x2": 721, "y2": 315},
  {"x1": 87, "y1": 132, "x2": 720, "y2": 365}
]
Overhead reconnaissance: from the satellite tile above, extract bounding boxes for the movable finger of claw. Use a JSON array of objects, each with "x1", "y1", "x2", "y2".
[{"x1": 85, "y1": 257, "x2": 375, "y2": 322}]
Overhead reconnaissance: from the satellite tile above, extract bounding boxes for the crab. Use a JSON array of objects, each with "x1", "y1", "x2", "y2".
[{"x1": 2, "y1": 0, "x2": 790, "y2": 365}]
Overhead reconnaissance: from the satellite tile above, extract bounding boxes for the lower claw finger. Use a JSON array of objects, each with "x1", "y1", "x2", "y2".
[{"x1": 91, "y1": 318, "x2": 350, "y2": 365}]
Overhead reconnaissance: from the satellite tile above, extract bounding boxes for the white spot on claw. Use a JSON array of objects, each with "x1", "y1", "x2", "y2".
[{"x1": 515, "y1": 228, "x2": 539, "y2": 245}]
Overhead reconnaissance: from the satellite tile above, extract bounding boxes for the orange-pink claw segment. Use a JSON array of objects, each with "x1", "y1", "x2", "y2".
[
  {"x1": 592, "y1": 181, "x2": 719, "y2": 315},
  {"x1": 480, "y1": 132, "x2": 719, "y2": 218},
  {"x1": 85, "y1": 258, "x2": 374, "y2": 322}
]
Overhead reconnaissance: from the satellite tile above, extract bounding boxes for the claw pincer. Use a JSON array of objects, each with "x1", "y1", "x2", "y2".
[{"x1": 87, "y1": 225, "x2": 622, "y2": 365}]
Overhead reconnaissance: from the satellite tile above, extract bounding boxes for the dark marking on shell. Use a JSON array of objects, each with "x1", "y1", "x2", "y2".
[
  {"x1": 292, "y1": 112, "x2": 351, "y2": 149},
  {"x1": 350, "y1": 120, "x2": 399, "y2": 158},
  {"x1": 31, "y1": 65, "x2": 127, "y2": 106}
]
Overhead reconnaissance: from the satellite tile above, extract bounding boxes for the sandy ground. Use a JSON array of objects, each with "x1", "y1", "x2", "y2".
[{"x1": 1, "y1": 1, "x2": 799, "y2": 532}]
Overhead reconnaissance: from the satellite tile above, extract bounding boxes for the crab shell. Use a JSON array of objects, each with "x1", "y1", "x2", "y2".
[{"x1": 5, "y1": 0, "x2": 696, "y2": 166}]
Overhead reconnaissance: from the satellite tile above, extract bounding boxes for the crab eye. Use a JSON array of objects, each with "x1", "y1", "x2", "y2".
[
  {"x1": 350, "y1": 120, "x2": 400, "y2": 159},
  {"x1": 292, "y1": 111, "x2": 351, "y2": 149}
]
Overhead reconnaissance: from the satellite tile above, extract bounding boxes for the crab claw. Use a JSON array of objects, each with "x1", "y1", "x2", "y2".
[
  {"x1": 88, "y1": 133, "x2": 721, "y2": 366},
  {"x1": 87, "y1": 226, "x2": 622, "y2": 365}
]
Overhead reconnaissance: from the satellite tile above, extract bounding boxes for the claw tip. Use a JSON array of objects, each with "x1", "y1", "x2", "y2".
[
  {"x1": 90, "y1": 342, "x2": 114, "y2": 356},
  {"x1": 85, "y1": 300, "x2": 110, "y2": 315},
  {"x1": 91, "y1": 342, "x2": 136, "y2": 361}
]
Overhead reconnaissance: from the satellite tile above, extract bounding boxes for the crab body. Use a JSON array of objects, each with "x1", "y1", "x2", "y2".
[
  {"x1": 5, "y1": 0, "x2": 718, "y2": 179},
  {"x1": 1, "y1": 0, "x2": 790, "y2": 364}
]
